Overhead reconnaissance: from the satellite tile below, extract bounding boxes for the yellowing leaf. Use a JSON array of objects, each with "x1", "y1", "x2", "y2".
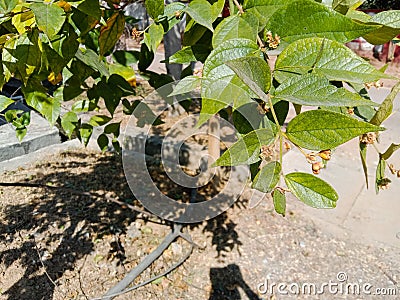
[{"x1": 99, "y1": 12, "x2": 125, "y2": 57}]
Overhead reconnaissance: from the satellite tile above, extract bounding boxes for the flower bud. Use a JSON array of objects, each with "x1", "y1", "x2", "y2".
[
  {"x1": 318, "y1": 149, "x2": 331, "y2": 161},
  {"x1": 312, "y1": 161, "x2": 324, "y2": 174}
]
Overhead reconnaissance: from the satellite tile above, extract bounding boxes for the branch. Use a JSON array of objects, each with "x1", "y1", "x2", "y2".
[
  {"x1": 99, "y1": 223, "x2": 184, "y2": 300},
  {"x1": 92, "y1": 232, "x2": 194, "y2": 299}
]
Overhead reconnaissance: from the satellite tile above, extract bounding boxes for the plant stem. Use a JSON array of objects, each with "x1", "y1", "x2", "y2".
[
  {"x1": 257, "y1": 35, "x2": 265, "y2": 49},
  {"x1": 372, "y1": 142, "x2": 381, "y2": 154},
  {"x1": 232, "y1": 0, "x2": 244, "y2": 14},
  {"x1": 267, "y1": 96, "x2": 284, "y2": 167}
]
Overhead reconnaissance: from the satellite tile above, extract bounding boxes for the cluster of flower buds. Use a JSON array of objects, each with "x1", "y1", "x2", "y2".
[
  {"x1": 360, "y1": 132, "x2": 377, "y2": 144},
  {"x1": 174, "y1": 10, "x2": 182, "y2": 19},
  {"x1": 365, "y1": 80, "x2": 383, "y2": 89},
  {"x1": 256, "y1": 102, "x2": 269, "y2": 114},
  {"x1": 389, "y1": 163, "x2": 400, "y2": 178},
  {"x1": 264, "y1": 30, "x2": 280, "y2": 50},
  {"x1": 306, "y1": 149, "x2": 332, "y2": 174},
  {"x1": 193, "y1": 68, "x2": 203, "y2": 77},
  {"x1": 260, "y1": 144, "x2": 275, "y2": 161},
  {"x1": 131, "y1": 27, "x2": 142, "y2": 40},
  {"x1": 318, "y1": 149, "x2": 331, "y2": 161},
  {"x1": 377, "y1": 178, "x2": 391, "y2": 190}
]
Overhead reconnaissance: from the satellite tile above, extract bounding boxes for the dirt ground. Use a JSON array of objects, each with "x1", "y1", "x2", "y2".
[
  {"x1": 1, "y1": 149, "x2": 399, "y2": 300},
  {"x1": 0, "y1": 51, "x2": 400, "y2": 300}
]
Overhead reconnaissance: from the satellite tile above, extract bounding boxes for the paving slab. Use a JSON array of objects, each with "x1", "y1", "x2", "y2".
[{"x1": 0, "y1": 104, "x2": 60, "y2": 163}]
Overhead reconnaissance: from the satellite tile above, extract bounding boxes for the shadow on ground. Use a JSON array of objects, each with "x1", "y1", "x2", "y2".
[
  {"x1": 0, "y1": 150, "x2": 247, "y2": 299},
  {"x1": 209, "y1": 264, "x2": 260, "y2": 300}
]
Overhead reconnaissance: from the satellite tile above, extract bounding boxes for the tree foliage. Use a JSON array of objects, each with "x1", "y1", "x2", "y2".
[
  {"x1": 360, "y1": 0, "x2": 400, "y2": 10},
  {"x1": 1, "y1": 0, "x2": 400, "y2": 215}
]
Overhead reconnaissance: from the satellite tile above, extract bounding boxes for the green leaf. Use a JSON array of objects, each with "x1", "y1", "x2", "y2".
[
  {"x1": 2, "y1": 36, "x2": 18, "y2": 81},
  {"x1": 185, "y1": 0, "x2": 214, "y2": 32},
  {"x1": 12, "y1": 31, "x2": 42, "y2": 84},
  {"x1": 0, "y1": 0, "x2": 17, "y2": 14},
  {"x1": 200, "y1": 77, "x2": 254, "y2": 124},
  {"x1": 96, "y1": 80, "x2": 120, "y2": 115},
  {"x1": 15, "y1": 127, "x2": 28, "y2": 142},
  {"x1": 169, "y1": 76, "x2": 201, "y2": 96},
  {"x1": 252, "y1": 161, "x2": 281, "y2": 193},
  {"x1": 61, "y1": 111, "x2": 78, "y2": 139},
  {"x1": 273, "y1": 74, "x2": 377, "y2": 107},
  {"x1": 108, "y1": 64, "x2": 136, "y2": 89},
  {"x1": 225, "y1": 56, "x2": 272, "y2": 98},
  {"x1": 243, "y1": 0, "x2": 293, "y2": 29},
  {"x1": 268, "y1": 100, "x2": 289, "y2": 126},
  {"x1": 167, "y1": 45, "x2": 210, "y2": 64},
  {"x1": 99, "y1": 12, "x2": 125, "y2": 57},
  {"x1": 112, "y1": 138, "x2": 121, "y2": 154},
  {"x1": 197, "y1": 97, "x2": 228, "y2": 126},
  {"x1": 200, "y1": 38, "x2": 260, "y2": 124},
  {"x1": 274, "y1": 37, "x2": 391, "y2": 84},
  {"x1": 11, "y1": 5, "x2": 35, "y2": 35},
  {"x1": 273, "y1": 189, "x2": 286, "y2": 216},
  {"x1": 214, "y1": 128, "x2": 277, "y2": 166},
  {"x1": 375, "y1": 156, "x2": 389, "y2": 194},
  {"x1": 89, "y1": 115, "x2": 112, "y2": 127},
  {"x1": 11, "y1": 111, "x2": 30, "y2": 128},
  {"x1": 267, "y1": 0, "x2": 377, "y2": 44},
  {"x1": 286, "y1": 110, "x2": 384, "y2": 151},
  {"x1": 77, "y1": 0, "x2": 101, "y2": 19},
  {"x1": 143, "y1": 23, "x2": 164, "y2": 53},
  {"x1": 359, "y1": 141, "x2": 368, "y2": 188},
  {"x1": 97, "y1": 134, "x2": 109, "y2": 152},
  {"x1": 332, "y1": 0, "x2": 363, "y2": 14},
  {"x1": 203, "y1": 38, "x2": 260, "y2": 80},
  {"x1": 363, "y1": 10, "x2": 400, "y2": 45},
  {"x1": 145, "y1": 0, "x2": 164, "y2": 20},
  {"x1": 30, "y1": 2, "x2": 66, "y2": 39},
  {"x1": 212, "y1": 14, "x2": 258, "y2": 48},
  {"x1": 52, "y1": 23, "x2": 79, "y2": 63},
  {"x1": 284, "y1": 172, "x2": 338, "y2": 208},
  {"x1": 382, "y1": 143, "x2": 400, "y2": 161},
  {"x1": 4, "y1": 109, "x2": 20, "y2": 123},
  {"x1": 162, "y1": 2, "x2": 186, "y2": 31},
  {"x1": 113, "y1": 50, "x2": 140, "y2": 65},
  {"x1": 72, "y1": 99, "x2": 97, "y2": 112},
  {"x1": 25, "y1": 92, "x2": 61, "y2": 126},
  {"x1": 104, "y1": 122, "x2": 121, "y2": 137},
  {"x1": 7, "y1": 110, "x2": 31, "y2": 141},
  {"x1": 75, "y1": 48, "x2": 109, "y2": 76},
  {"x1": 370, "y1": 82, "x2": 400, "y2": 126},
  {"x1": 138, "y1": 43, "x2": 154, "y2": 72},
  {"x1": 211, "y1": 0, "x2": 225, "y2": 20},
  {"x1": 0, "y1": 95, "x2": 14, "y2": 111},
  {"x1": 78, "y1": 123, "x2": 93, "y2": 147},
  {"x1": 71, "y1": 7, "x2": 98, "y2": 36},
  {"x1": 183, "y1": 19, "x2": 208, "y2": 46}
]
